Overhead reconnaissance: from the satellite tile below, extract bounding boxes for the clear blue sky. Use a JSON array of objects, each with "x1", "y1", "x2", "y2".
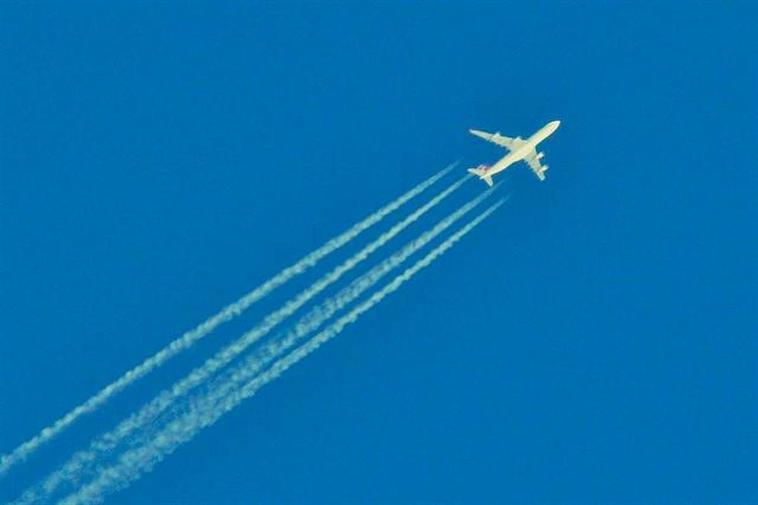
[{"x1": 1, "y1": 2, "x2": 755, "y2": 504}]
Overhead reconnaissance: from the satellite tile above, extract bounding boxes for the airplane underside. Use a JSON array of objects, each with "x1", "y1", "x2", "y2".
[{"x1": 468, "y1": 120, "x2": 559, "y2": 185}]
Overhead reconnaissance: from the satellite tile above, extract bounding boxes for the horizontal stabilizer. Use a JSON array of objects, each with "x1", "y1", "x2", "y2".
[{"x1": 468, "y1": 168, "x2": 494, "y2": 187}]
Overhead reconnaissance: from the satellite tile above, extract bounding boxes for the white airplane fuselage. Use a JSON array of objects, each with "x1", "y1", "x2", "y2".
[{"x1": 485, "y1": 120, "x2": 560, "y2": 178}]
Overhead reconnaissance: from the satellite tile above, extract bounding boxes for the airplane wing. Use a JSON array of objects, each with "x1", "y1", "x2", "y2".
[
  {"x1": 524, "y1": 149, "x2": 548, "y2": 181},
  {"x1": 469, "y1": 129, "x2": 525, "y2": 151}
]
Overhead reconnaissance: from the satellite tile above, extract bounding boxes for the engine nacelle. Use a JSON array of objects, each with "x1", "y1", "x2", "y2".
[{"x1": 536, "y1": 152, "x2": 545, "y2": 160}]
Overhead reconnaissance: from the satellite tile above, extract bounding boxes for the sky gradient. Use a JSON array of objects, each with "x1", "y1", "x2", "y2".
[{"x1": 1, "y1": 2, "x2": 755, "y2": 504}]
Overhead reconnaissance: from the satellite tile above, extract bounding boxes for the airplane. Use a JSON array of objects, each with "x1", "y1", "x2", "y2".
[{"x1": 467, "y1": 120, "x2": 561, "y2": 186}]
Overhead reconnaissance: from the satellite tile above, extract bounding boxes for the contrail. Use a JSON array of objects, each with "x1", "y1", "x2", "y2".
[
  {"x1": 13, "y1": 172, "x2": 470, "y2": 505},
  {"x1": 0, "y1": 164, "x2": 454, "y2": 476},
  {"x1": 56, "y1": 199, "x2": 506, "y2": 505},
  {"x1": 133, "y1": 185, "x2": 502, "y2": 453},
  {"x1": 195, "y1": 187, "x2": 503, "y2": 425}
]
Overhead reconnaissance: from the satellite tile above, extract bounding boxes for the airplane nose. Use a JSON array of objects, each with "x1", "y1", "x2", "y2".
[{"x1": 552, "y1": 120, "x2": 561, "y2": 128}]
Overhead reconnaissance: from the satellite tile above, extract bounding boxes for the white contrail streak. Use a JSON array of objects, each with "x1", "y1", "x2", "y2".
[
  {"x1": 0, "y1": 164, "x2": 454, "y2": 477},
  {"x1": 57, "y1": 199, "x2": 506, "y2": 505},
  {"x1": 191, "y1": 187, "x2": 502, "y2": 424},
  {"x1": 13, "y1": 172, "x2": 470, "y2": 505},
  {"x1": 133, "y1": 185, "x2": 501, "y2": 451}
]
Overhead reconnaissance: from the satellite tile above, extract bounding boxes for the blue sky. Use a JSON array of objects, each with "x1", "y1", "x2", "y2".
[{"x1": 1, "y1": 2, "x2": 755, "y2": 504}]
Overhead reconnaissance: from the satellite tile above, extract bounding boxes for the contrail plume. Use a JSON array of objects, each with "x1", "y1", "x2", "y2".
[
  {"x1": 130, "y1": 185, "x2": 501, "y2": 454},
  {"x1": 0, "y1": 164, "x2": 454, "y2": 476},
  {"x1": 56, "y1": 199, "x2": 506, "y2": 505},
  {"x1": 193, "y1": 186, "x2": 502, "y2": 427},
  {"x1": 13, "y1": 172, "x2": 469, "y2": 505}
]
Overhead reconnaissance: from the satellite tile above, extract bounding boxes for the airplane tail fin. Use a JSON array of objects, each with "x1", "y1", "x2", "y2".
[{"x1": 468, "y1": 168, "x2": 494, "y2": 187}]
